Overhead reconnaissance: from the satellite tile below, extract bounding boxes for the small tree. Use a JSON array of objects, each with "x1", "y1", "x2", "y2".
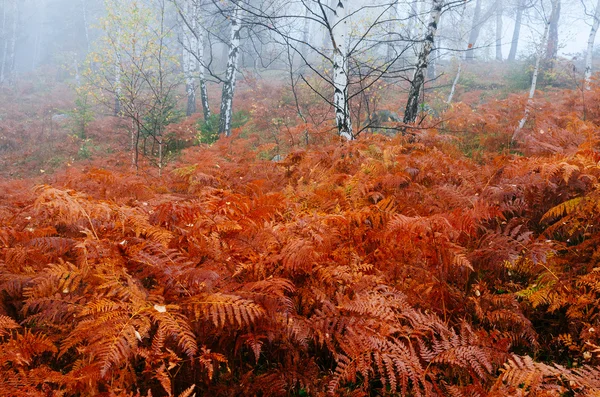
[{"x1": 85, "y1": 0, "x2": 181, "y2": 174}]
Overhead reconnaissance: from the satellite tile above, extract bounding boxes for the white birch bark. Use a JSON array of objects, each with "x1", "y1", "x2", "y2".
[
  {"x1": 585, "y1": 0, "x2": 600, "y2": 90},
  {"x1": 404, "y1": 0, "x2": 443, "y2": 124},
  {"x1": 512, "y1": 4, "x2": 553, "y2": 143},
  {"x1": 447, "y1": 62, "x2": 461, "y2": 104},
  {"x1": 182, "y1": 0, "x2": 198, "y2": 116},
  {"x1": 218, "y1": 1, "x2": 242, "y2": 137},
  {"x1": 332, "y1": 0, "x2": 352, "y2": 140},
  {"x1": 194, "y1": 0, "x2": 210, "y2": 120}
]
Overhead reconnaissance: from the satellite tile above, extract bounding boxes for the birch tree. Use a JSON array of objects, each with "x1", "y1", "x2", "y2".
[
  {"x1": 512, "y1": 0, "x2": 556, "y2": 143},
  {"x1": 88, "y1": 0, "x2": 180, "y2": 171},
  {"x1": 404, "y1": 0, "x2": 443, "y2": 123},
  {"x1": 585, "y1": 0, "x2": 600, "y2": 89},
  {"x1": 331, "y1": 0, "x2": 352, "y2": 140},
  {"x1": 180, "y1": 0, "x2": 199, "y2": 116},
  {"x1": 218, "y1": 1, "x2": 243, "y2": 136},
  {"x1": 238, "y1": 0, "x2": 416, "y2": 139}
]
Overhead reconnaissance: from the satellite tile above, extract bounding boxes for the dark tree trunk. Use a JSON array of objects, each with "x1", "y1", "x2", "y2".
[
  {"x1": 496, "y1": 0, "x2": 503, "y2": 61},
  {"x1": 508, "y1": 0, "x2": 523, "y2": 61},
  {"x1": 545, "y1": 0, "x2": 560, "y2": 64},
  {"x1": 466, "y1": 0, "x2": 497, "y2": 61}
]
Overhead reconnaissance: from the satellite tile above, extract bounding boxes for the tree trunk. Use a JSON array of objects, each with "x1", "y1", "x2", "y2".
[
  {"x1": 81, "y1": 0, "x2": 90, "y2": 54},
  {"x1": 585, "y1": 0, "x2": 600, "y2": 90},
  {"x1": 407, "y1": 0, "x2": 419, "y2": 39},
  {"x1": 6, "y1": 0, "x2": 16, "y2": 83},
  {"x1": 114, "y1": 7, "x2": 122, "y2": 116},
  {"x1": 182, "y1": 0, "x2": 197, "y2": 116},
  {"x1": 545, "y1": 0, "x2": 560, "y2": 64},
  {"x1": 194, "y1": 1, "x2": 210, "y2": 120},
  {"x1": 496, "y1": 0, "x2": 503, "y2": 61},
  {"x1": 386, "y1": 0, "x2": 401, "y2": 62},
  {"x1": 447, "y1": 62, "x2": 461, "y2": 104},
  {"x1": 218, "y1": 2, "x2": 242, "y2": 137},
  {"x1": 332, "y1": 0, "x2": 352, "y2": 140},
  {"x1": 466, "y1": 0, "x2": 496, "y2": 61},
  {"x1": 404, "y1": 0, "x2": 443, "y2": 124},
  {"x1": 0, "y1": 0, "x2": 6, "y2": 84},
  {"x1": 301, "y1": 4, "x2": 311, "y2": 60},
  {"x1": 512, "y1": 1, "x2": 553, "y2": 143},
  {"x1": 427, "y1": 11, "x2": 442, "y2": 80},
  {"x1": 508, "y1": 0, "x2": 523, "y2": 61}
]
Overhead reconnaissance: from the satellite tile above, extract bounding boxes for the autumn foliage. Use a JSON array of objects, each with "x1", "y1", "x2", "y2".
[{"x1": 1, "y1": 79, "x2": 600, "y2": 396}]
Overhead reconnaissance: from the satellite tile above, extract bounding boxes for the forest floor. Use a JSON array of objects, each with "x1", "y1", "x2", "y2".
[{"x1": 1, "y1": 59, "x2": 600, "y2": 396}]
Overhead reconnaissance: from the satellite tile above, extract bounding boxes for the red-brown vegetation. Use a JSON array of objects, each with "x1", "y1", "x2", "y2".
[{"x1": 1, "y1": 76, "x2": 600, "y2": 396}]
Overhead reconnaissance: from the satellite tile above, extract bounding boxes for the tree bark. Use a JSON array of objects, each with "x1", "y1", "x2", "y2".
[
  {"x1": 585, "y1": 0, "x2": 600, "y2": 90},
  {"x1": 301, "y1": 3, "x2": 311, "y2": 60},
  {"x1": 6, "y1": 0, "x2": 16, "y2": 83},
  {"x1": 508, "y1": 0, "x2": 523, "y2": 61},
  {"x1": 407, "y1": 0, "x2": 419, "y2": 39},
  {"x1": 331, "y1": 0, "x2": 352, "y2": 140},
  {"x1": 466, "y1": 0, "x2": 497, "y2": 61},
  {"x1": 404, "y1": 0, "x2": 443, "y2": 124},
  {"x1": 197, "y1": 19, "x2": 211, "y2": 121},
  {"x1": 496, "y1": 0, "x2": 503, "y2": 61},
  {"x1": 181, "y1": 0, "x2": 197, "y2": 116},
  {"x1": 218, "y1": 1, "x2": 242, "y2": 137},
  {"x1": 545, "y1": 0, "x2": 560, "y2": 64},
  {"x1": 447, "y1": 62, "x2": 461, "y2": 104},
  {"x1": 512, "y1": 0, "x2": 553, "y2": 143}
]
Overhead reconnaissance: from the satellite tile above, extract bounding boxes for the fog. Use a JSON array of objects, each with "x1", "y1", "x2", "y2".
[{"x1": 0, "y1": 0, "x2": 594, "y2": 78}]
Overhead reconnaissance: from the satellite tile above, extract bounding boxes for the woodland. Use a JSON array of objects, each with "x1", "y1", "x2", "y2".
[{"x1": 1, "y1": 0, "x2": 600, "y2": 396}]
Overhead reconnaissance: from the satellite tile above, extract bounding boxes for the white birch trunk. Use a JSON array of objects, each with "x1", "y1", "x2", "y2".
[
  {"x1": 194, "y1": 0, "x2": 210, "y2": 120},
  {"x1": 404, "y1": 0, "x2": 443, "y2": 124},
  {"x1": 512, "y1": 5, "x2": 553, "y2": 143},
  {"x1": 182, "y1": 0, "x2": 198, "y2": 116},
  {"x1": 585, "y1": 0, "x2": 600, "y2": 90},
  {"x1": 218, "y1": 2, "x2": 242, "y2": 137},
  {"x1": 447, "y1": 62, "x2": 461, "y2": 104},
  {"x1": 332, "y1": 0, "x2": 352, "y2": 140}
]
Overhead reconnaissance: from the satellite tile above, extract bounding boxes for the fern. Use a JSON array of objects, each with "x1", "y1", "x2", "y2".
[{"x1": 187, "y1": 293, "x2": 265, "y2": 328}]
